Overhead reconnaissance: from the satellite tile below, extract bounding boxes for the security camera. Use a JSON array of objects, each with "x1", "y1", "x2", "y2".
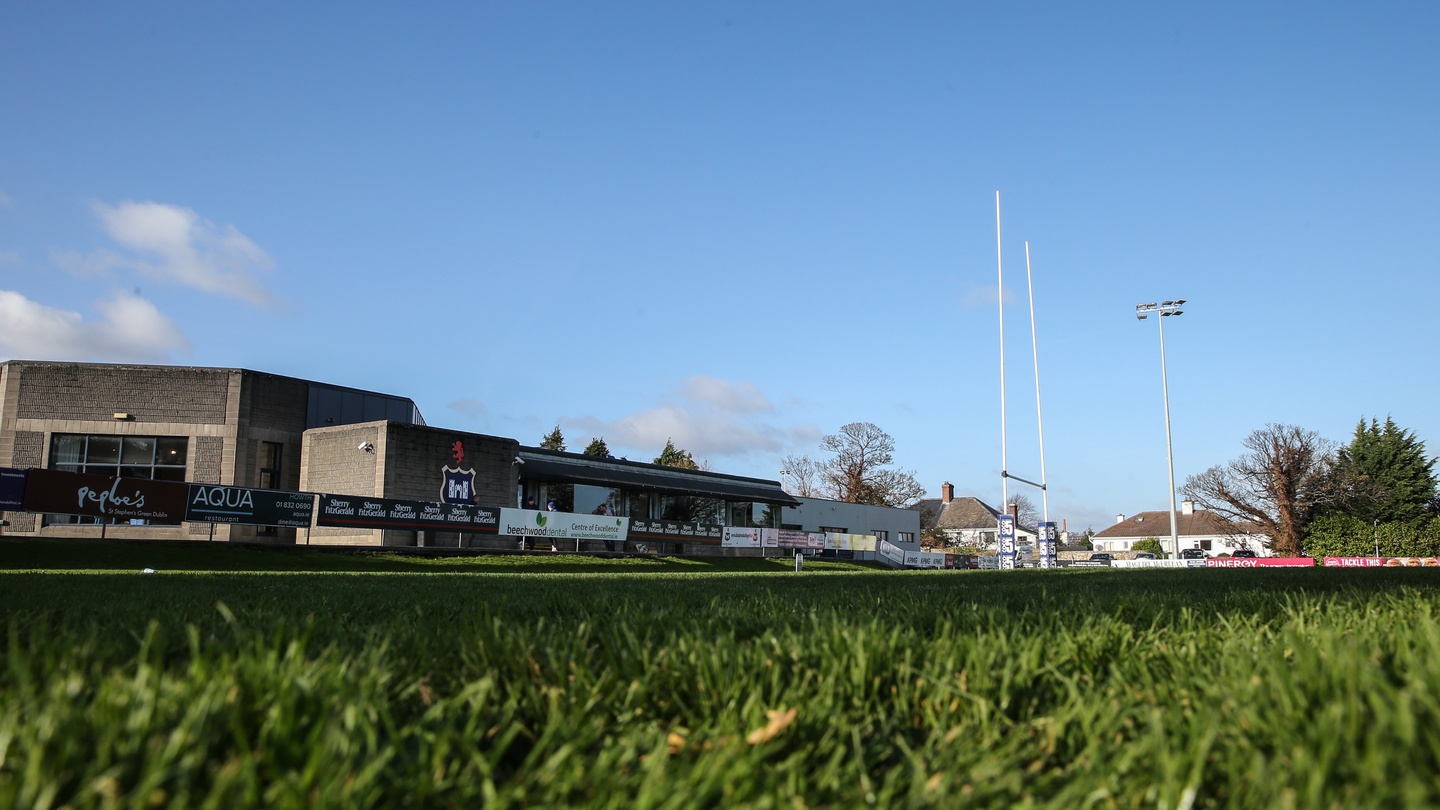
[
  {"x1": 358, "y1": 441, "x2": 375, "y2": 452},
  {"x1": 513, "y1": 456, "x2": 525, "y2": 465}
]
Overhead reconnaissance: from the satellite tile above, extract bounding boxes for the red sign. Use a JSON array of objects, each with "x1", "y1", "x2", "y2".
[
  {"x1": 22, "y1": 468, "x2": 188, "y2": 524},
  {"x1": 1205, "y1": 557, "x2": 1316, "y2": 568}
]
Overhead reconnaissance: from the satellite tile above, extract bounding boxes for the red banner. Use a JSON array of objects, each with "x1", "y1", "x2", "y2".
[{"x1": 1206, "y1": 557, "x2": 1316, "y2": 568}]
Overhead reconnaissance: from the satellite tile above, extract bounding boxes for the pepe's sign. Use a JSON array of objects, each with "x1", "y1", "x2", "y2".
[{"x1": 22, "y1": 468, "x2": 187, "y2": 523}]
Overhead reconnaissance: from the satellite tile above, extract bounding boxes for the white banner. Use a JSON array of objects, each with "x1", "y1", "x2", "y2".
[
  {"x1": 903, "y1": 550, "x2": 946, "y2": 569},
  {"x1": 722, "y1": 527, "x2": 762, "y2": 548},
  {"x1": 499, "y1": 508, "x2": 630, "y2": 544},
  {"x1": 879, "y1": 539, "x2": 905, "y2": 565},
  {"x1": 827, "y1": 532, "x2": 879, "y2": 551}
]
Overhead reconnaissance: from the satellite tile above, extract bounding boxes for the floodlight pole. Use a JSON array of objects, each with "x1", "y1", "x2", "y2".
[{"x1": 1136, "y1": 300, "x2": 1185, "y2": 560}]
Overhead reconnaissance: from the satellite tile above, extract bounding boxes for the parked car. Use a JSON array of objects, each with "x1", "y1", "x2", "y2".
[
  {"x1": 1232, "y1": 549, "x2": 1257, "y2": 558},
  {"x1": 1089, "y1": 552, "x2": 1114, "y2": 561},
  {"x1": 1134, "y1": 551, "x2": 1157, "y2": 560},
  {"x1": 1180, "y1": 548, "x2": 1207, "y2": 559}
]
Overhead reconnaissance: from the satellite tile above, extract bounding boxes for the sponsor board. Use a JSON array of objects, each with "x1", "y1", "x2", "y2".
[
  {"x1": 878, "y1": 539, "x2": 906, "y2": 565},
  {"x1": 1038, "y1": 521, "x2": 1058, "y2": 569},
  {"x1": 825, "y1": 532, "x2": 879, "y2": 552},
  {"x1": 1205, "y1": 557, "x2": 1316, "y2": 568},
  {"x1": 185, "y1": 485, "x2": 315, "y2": 527},
  {"x1": 0, "y1": 467, "x2": 27, "y2": 510},
  {"x1": 721, "y1": 527, "x2": 762, "y2": 548},
  {"x1": 775, "y1": 529, "x2": 825, "y2": 550},
  {"x1": 1111, "y1": 559, "x2": 1206, "y2": 569},
  {"x1": 903, "y1": 550, "x2": 946, "y2": 569},
  {"x1": 317, "y1": 494, "x2": 500, "y2": 532},
  {"x1": 629, "y1": 518, "x2": 724, "y2": 543},
  {"x1": 1324, "y1": 557, "x2": 1385, "y2": 568},
  {"x1": 1376, "y1": 557, "x2": 1440, "y2": 568},
  {"x1": 22, "y1": 468, "x2": 187, "y2": 523},
  {"x1": 503, "y1": 508, "x2": 629, "y2": 543}
]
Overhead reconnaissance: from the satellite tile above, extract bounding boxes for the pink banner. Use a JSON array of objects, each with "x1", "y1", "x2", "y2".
[
  {"x1": 1324, "y1": 557, "x2": 1385, "y2": 567},
  {"x1": 1206, "y1": 557, "x2": 1316, "y2": 568}
]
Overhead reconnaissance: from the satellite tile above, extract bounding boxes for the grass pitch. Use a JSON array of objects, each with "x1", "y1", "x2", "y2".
[{"x1": 3, "y1": 539, "x2": 1439, "y2": 808}]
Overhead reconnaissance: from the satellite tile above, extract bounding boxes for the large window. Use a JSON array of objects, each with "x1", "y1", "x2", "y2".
[
  {"x1": 50, "y1": 434, "x2": 187, "y2": 481},
  {"x1": 47, "y1": 434, "x2": 188, "y2": 525}
]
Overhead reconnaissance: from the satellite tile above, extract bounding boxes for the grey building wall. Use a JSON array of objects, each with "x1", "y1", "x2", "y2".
[{"x1": 781, "y1": 497, "x2": 923, "y2": 553}]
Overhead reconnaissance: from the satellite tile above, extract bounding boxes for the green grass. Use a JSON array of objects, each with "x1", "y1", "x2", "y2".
[{"x1": 3, "y1": 539, "x2": 1440, "y2": 807}]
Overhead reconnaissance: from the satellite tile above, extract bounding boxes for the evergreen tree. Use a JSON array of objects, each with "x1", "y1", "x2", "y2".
[
  {"x1": 583, "y1": 437, "x2": 610, "y2": 457},
  {"x1": 654, "y1": 438, "x2": 698, "y2": 469},
  {"x1": 1329, "y1": 417, "x2": 1438, "y2": 524},
  {"x1": 540, "y1": 426, "x2": 566, "y2": 452}
]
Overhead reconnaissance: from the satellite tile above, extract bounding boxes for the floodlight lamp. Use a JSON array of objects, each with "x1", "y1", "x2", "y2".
[
  {"x1": 1161, "y1": 300, "x2": 1174, "y2": 306},
  {"x1": 1136, "y1": 312, "x2": 1148, "y2": 320},
  {"x1": 1175, "y1": 299, "x2": 1186, "y2": 306}
]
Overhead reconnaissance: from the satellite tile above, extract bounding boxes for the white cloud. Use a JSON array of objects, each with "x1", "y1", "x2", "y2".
[
  {"x1": 448, "y1": 398, "x2": 488, "y2": 418},
  {"x1": 60, "y1": 201, "x2": 276, "y2": 307},
  {"x1": 0, "y1": 190, "x2": 13, "y2": 210},
  {"x1": 0, "y1": 290, "x2": 191, "y2": 363},
  {"x1": 562, "y1": 377, "x2": 821, "y2": 465},
  {"x1": 678, "y1": 375, "x2": 774, "y2": 414}
]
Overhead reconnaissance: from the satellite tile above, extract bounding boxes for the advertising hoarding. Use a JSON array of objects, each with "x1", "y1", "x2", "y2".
[
  {"x1": 0, "y1": 467, "x2": 26, "y2": 511},
  {"x1": 317, "y1": 494, "x2": 500, "y2": 532},
  {"x1": 22, "y1": 468, "x2": 188, "y2": 524},
  {"x1": 184, "y1": 485, "x2": 315, "y2": 527}
]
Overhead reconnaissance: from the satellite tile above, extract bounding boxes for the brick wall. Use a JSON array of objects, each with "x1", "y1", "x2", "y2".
[{"x1": 13, "y1": 363, "x2": 232, "y2": 424}]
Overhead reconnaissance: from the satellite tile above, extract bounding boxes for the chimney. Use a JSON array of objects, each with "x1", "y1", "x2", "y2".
[
  {"x1": 941, "y1": 482, "x2": 953, "y2": 504},
  {"x1": 1181, "y1": 499, "x2": 1194, "y2": 516},
  {"x1": 1116, "y1": 514, "x2": 1125, "y2": 524}
]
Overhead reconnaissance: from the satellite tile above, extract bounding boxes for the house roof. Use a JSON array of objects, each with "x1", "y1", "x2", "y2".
[{"x1": 1092, "y1": 509, "x2": 1261, "y2": 539}]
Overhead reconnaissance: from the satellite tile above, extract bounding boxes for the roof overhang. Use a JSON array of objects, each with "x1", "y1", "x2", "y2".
[{"x1": 517, "y1": 448, "x2": 801, "y2": 506}]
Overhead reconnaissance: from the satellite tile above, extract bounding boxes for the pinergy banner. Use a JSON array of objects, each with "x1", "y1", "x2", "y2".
[
  {"x1": 501, "y1": 508, "x2": 629, "y2": 543},
  {"x1": 316, "y1": 494, "x2": 500, "y2": 532}
]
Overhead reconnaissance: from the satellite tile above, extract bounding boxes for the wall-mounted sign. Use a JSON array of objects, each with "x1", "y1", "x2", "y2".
[
  {"x1": 184, "y1": 485, "x2": 315, "y2": 527},
  {"x1": 316, "y1": 494, "x2": 500, "y2": 532},
  {"x1": 440, "y1": 440, "x2": 478, "y2": 505},
  {"x1": 0, "y1": 467, "x2": 27, "y2": 511},
  {"x1": 22, "y1": 468, "x2": 187, "y2": 524}
]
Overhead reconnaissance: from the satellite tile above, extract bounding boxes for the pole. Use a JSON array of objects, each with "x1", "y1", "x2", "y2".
[
  {"x1": 1158, "y1": 313, "x2": 1180, "y2": 560},
  {"x1": 996, "y1": 191, "x2": 1009, "y2": 510},
  {"x1": 1025, "y1": 241, "x2": 1050, "y2": 525}
]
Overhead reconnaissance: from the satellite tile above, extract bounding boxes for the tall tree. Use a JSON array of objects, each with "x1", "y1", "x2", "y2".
[
  {"x1": 540, "y1": 425, "x2": 566, "y2": 452},
  {"x1": 1183, "y1": 423, "x2": 1336, "y2": 556},
  {"x1": 654, "y1": 438, "x2": 698, "y2": 469},
  {"x1": 817, "y1": 422, "x2": 926, "y2": 507},
  {"x1": 1327, "y1": 417, "x2": 1437, "y2": 524},
  {"x1": 583, "y1": 437, "x2": 610, "y2": 457},
  {"x1": 781, "y1": 453, "x2": 822, "y2": 497}
]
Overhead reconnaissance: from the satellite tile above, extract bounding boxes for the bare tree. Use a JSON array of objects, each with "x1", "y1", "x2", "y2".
[
  {"x1": 1007, "y1": 493, "x2": 1039, "y2": 528},
  {"x1": 817, "y1": 422, "x2": 926, "y2": 508},
  {"x1": 781, "y1": 453, "x2": 822, "y2": 497},
  {"x1": 1182, "y1": 423, "x2": 1336, "y2": 556}
]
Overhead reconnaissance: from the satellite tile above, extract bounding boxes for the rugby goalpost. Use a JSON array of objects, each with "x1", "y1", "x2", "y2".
[{"x1": 994, "y1": 192, "x2": 1057, "y2": 569}]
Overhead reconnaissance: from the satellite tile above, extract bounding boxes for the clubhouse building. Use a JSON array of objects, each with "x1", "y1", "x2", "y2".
[{"x1": 0, "y1": 361, "x2": 917, "y2": 557}]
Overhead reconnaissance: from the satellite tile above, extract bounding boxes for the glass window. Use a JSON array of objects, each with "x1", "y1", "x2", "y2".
[
  {"x1": 121, "y1": 437, "x2": 155, "y2": 464},
  {"x1": 574, "y1": 484, "x2": 620, "y2": 516},
  {"x1": 87, "y1": 437, "x2": 121, "y2": 465},
  {"x1": 627, "y1": 492, "x2": 655, "y2": 520},
  {"x1": 259, "y1": 442, "x2": 283, "y2": 490}
]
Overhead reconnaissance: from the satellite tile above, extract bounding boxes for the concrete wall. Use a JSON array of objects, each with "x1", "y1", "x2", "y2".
[{"x1": 299, "y1": 421, "x2": 519, "y2": 547}]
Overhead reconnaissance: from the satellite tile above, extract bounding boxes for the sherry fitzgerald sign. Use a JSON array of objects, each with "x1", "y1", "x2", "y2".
[
  {"x1": 316, "y1": 494, "x2": 500, "y2": 532},
  {"x1": 22, "y1": 468, "x2": 188, "y2": 524}
]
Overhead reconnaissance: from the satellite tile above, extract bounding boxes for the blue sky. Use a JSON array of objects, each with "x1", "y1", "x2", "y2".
[{"x1": 3, "y1": 3, "x2": 1438, "y2": 533}]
